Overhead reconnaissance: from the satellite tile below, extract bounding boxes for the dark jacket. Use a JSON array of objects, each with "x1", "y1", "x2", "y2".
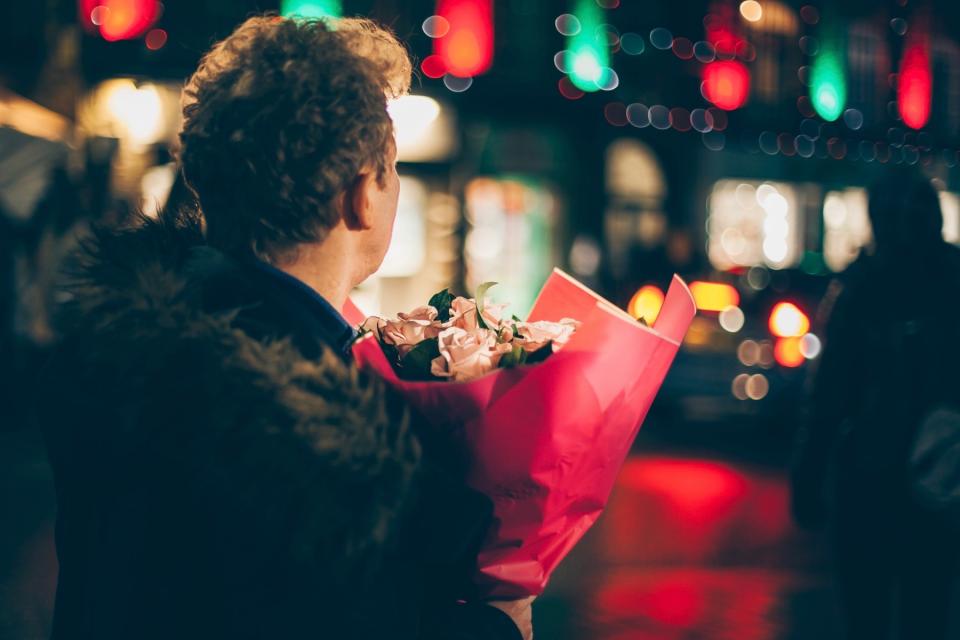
[{"x1": 39, "y1": 208, "x2": 521, "y2": 640}]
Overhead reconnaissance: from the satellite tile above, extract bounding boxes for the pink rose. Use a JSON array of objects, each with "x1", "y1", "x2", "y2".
[
  {"x1": 430, "y1": 327, "x2": 512, "y2": 382},
  {"x1": 446, "y1": 297, "x2": 508, "y2": 331},
  {"x1": 398, "y1": 305, "x2": 439, "y2": 323},
  {"x1": 382, "y1": 305, "x2": 443, "y2": 356},
  {"x1": 360, "y1": 316, "x2": 386, "y2": 340},
  {"x1": 513, "y1": 318, "x2": 581, "y2": 353}
]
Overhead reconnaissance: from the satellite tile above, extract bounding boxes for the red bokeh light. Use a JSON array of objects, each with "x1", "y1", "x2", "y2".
[
  {"x1": 604, "y1": 102, "x2": 628, "y2": 127},
  {"x1": 558, "y1": 77, "x2": 584, "y2": 100},
  {"x1": 898, "y1": 34, "x2": 932, "y2": 130},
  {"x1": 80, "y1": 0, "x2": 160, "y2": 42},
  {"x1": 702, "y1": 61, "x2": 750, "y2": 111},
  {"x1": 434, "y1": 0, "x2": 493, "y2": 78},
  {"x1": 145, "y1": 28, "x2": 166, "y2": 50},
  {"x1": 420, "y1": 54, "x2": 447, "y2": 79}
]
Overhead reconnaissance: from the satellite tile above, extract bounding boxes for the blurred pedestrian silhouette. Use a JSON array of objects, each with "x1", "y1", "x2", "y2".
[{"x1": 792, "y1": 168, "x2": 960, "y2": 639}]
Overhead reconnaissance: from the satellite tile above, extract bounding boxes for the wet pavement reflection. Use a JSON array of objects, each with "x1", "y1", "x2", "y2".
[
  {"x1": 535, "y1": 456, "x2": 841, "y2": 640},
  {"x1": 0, "y1": 428, "x2": 841, "y2": 639}
]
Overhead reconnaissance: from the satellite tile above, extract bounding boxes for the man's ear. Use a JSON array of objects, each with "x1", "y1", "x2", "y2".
[{"x1": 342, "y1": 170, "x2": 377, "y2": 231}]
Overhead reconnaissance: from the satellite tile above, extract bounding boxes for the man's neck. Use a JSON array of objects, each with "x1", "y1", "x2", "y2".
[{"x1": 275, "y1": 235, "x2": 356, "y2": 312}]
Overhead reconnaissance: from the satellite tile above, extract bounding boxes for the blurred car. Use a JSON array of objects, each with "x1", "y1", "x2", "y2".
[{"x1": 639, "y1": 268, "x2": 832, "y2": 444}]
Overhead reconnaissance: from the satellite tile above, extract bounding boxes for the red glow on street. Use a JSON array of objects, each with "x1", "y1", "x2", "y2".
[{"x1": 601, "y1": 457, "x2": 793, "y2": 566}]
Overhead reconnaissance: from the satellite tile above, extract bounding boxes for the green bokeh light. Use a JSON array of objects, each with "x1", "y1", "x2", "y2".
[
  {"x1": 809, "y1": 32, "x2": 846, "y2": 122},
  {"x1": 281, "y1": 0, "x2": 342, "y2": 20},
  {"x1": 567, "y1": 0, "x2": 610, "y2": 92}
]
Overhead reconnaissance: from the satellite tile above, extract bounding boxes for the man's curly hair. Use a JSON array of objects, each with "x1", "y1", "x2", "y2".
[{"x1": 179, "y1": 16, "x2": 412, "y2": 262}]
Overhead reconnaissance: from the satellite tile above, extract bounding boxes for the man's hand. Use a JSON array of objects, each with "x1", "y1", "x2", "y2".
[{"x1": 488, "y1": 597, "x2": 535, "y2": 640}]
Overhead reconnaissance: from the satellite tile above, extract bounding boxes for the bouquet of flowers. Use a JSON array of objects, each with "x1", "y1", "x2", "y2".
[
  {"x1": 345, "y1": 269, "x2": 696, "y2": 598},
  {"x1": 359, "y1": 282, "x2": 581, "y2": 383}
]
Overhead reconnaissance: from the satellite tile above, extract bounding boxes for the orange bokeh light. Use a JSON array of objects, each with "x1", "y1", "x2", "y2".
[
  {"x1": 774, "y1": 337, "x2": 805, "y2": 368},
  {"x1": 628, "y1": 285, "x2": 665, "y2": 324},
  {"x1": 689, "y1": 281, "x2": 739, "y2": 313},
  {"x1": 769, "y1": 302, "x2": 809, "y2": 338}
]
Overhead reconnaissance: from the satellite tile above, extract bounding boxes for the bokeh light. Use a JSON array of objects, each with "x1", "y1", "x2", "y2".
[
  {"x1": 629, "y1": 285, "x2": 666, "y2": 324},
  {"x1": 690, "y1": 281, "x2": 740, "y2": 313},
  {"x1": 774, "y1": 337, "x2": 805, "y2": 368},
  {"x1": 435, "y1": 0, "x2": 494, "y2": 78},
  {"x1": 281, "y1": 0, "x2": 342, "y2": 19},
  {"x1": 809, "y1": 28, "x2": 847, "y2": 122},
  {"x1": 799, "y1": 333, "x2": 822, "y2": 359},
  {"x1": 566, "y1": 0, "x2": 611, "y2": 92},
  {"x1": 443, "y1": 74, "x2": 473, "y2": 92},
  {"x1": 620, "y1": 32, "x2": 645, "y2": 55},
  {"x1": 422, "y1": 15, "x2": 451, "y2": 38},
  {"x1": 718, "y1": 306, "x2": 745, "y2": 333},
  {"x1": 144, "y1": 28, "x2": 167, "y2": 51},
  {"x1": 769, "y1": 302, "x2": 810, "y2": 338},
  {"x1": 898, "y1": 29, "x2": 932, "y2": 129},
  {"x1": 745, "y1": 374, "x2": 769, "y2": 400},
  {"x1": 702, "y1": 61, "x2": 750, "y2": 111},
  {"x1": 649, "y1": 28, "x2": 674, "y2": 50},
  {"x1": 555, "y1": 13, "x2": 581, "y2": 36},
  {"x1": 81, "y1": 0, "x2": 160, "y2": 41},
  {"x1": 739, "y1": 1, "x2": 763, "y2": 23},
  {"x1": 421, "y1": 54, "x2": 447, "y2": 78}
]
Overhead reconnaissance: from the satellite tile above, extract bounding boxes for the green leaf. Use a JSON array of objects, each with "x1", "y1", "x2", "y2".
[
  {"x1": 511, "y1": 314, "x2": 522, "y2": 322},
  {"x1": 475, "y1": 281, "x2": 498, "y2": 330},
  {"x1": 428, "y1": 288, "x2": 455, "y2": 323},
  {"x1": 499, "y1": 344, "x2": 526, "y2": 369},
  {"x1": 397, "y1": 338, "x2": 441, "y2": 381},
  {"x1": 525, "y1": 341, "x2": 554, "y2": 365}
]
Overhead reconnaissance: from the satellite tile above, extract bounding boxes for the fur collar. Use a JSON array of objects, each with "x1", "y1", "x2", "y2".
[{"x1": 45, "y1": 207, "x2": 420, "y2": 583}]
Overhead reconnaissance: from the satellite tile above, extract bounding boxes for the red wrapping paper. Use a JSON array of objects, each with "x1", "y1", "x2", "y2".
[{"x1": 345, "y1": 269, "x2": 696, "y2": 598}]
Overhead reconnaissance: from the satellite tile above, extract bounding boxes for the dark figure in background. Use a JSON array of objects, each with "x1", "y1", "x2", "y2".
[{"x1": 792, "y1": 169, "x2": 960, "y2": 639}]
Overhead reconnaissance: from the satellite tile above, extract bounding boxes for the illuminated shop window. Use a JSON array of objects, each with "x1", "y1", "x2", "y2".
[
  {"x1": 464, "y1": 177, "x2": 558, "y2": 317},
  {"x1": 604, "y1": 139, "x2": 667, "y2": 279},
  {"x1": 938, "y1": 191, "x2": 960, "y2": 245},
  {"x1": 378, "y1": 176, "x2": 428, "y2": 278},
  {"x1": 822, "y1": 188, "x2": 870, "y2": 272},
  {"x1": 388, "y1": 95, "x2": 458, "y2": 163},
  {"x1": 355, "y1": 176, "x2": 460, "y2": 317},
  {"x1": 707, "y1": 180, "x2": 801, "y2": 270}
]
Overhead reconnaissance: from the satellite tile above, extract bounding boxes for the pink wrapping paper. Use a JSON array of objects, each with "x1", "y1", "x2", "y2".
[{"x1": 345, "y1": 269, "x2": 696, "y2": 598}]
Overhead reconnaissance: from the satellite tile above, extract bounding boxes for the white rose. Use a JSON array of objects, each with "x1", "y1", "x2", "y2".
[
  {"x1": 513, "y1": 318, "x2": 581, "y2": 353},
  {"x1": 430, "y1": 327, "x2": 512, "y2": 382}
]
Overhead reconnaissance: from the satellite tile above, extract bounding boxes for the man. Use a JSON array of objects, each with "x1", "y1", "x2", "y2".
[
  {"x1": 41, "y1": 16, "x2": 531, "y2": 639},
  {"x1": 791, "y1": 168, "x2": 960, "y2": 639}
]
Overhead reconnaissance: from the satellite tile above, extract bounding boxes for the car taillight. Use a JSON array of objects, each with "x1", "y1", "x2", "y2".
[{"x1": 769, "y1": 302, "x2": 809, "y2": 337}]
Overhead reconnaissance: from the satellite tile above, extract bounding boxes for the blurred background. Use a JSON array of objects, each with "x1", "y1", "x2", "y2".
[{"x1": 2, "y1": 1, "x2": 959, "y2": 638}]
